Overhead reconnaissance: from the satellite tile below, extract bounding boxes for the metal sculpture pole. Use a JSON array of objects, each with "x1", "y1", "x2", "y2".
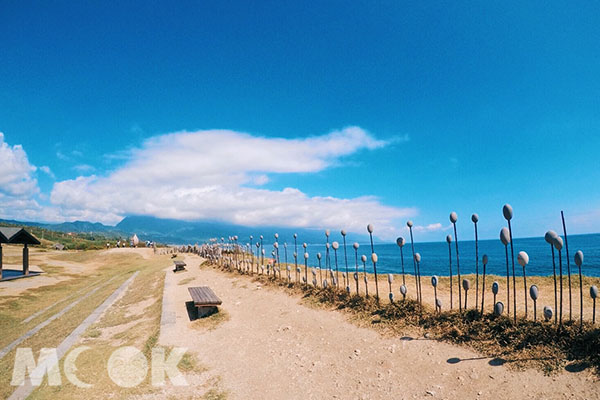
[
  {"x1": 414, "y1": 252, "x2": 422, "y2": 307},
  {"x1": 260, "y1": 235, "x2": 264, "y2": 265},
  {"x1": 353, "y1": 243, "x2": 360, "y2": 294},
  {"x1": 530, "y1": 285, "x2": 539, "y2": 321},
  {"x1": 367, "y1": 224, "x2": 379, "y2": 302},
  {"x1": 361, "y1": 255, "x2": 369, "y2": 297},
  {"x1": 500, "y1": 228, "x2": 511, "y2": 319},
  {"x1": 294, "y1": 233, "x2": 298, "y2": 272},
  {"x1": 388, "y1": 274, "x2": 394, "y2": 303},
  {"x1": 574, "y1": 251, "x2": 584, "y2": 329},
  {"x1": 325, "y1": 230, "x2": 331, "y2": 272},
  {"x1": 342, "y1": 230, "x2": 349, "y2": 288},
  {"x1": 591, "y1": 286, "x2": 598, "y2": 324},
  {"x1": 332, "y1": 241, "x2": 340, "y2": 288},
  {"x1": 503, "y1": 204, "x2": 516, "y2": 321},
  {"x1": 561, "y1": 211, "x2": 572, "y2": 321},
  {"x1": 249, "y1": 236, "x2": 253, "y2": 271},
  {"x1": 450, "y1": 212, "x2": 462, "y2": 311},
  {"x1": 274, "y1": 242, "x2": 281, "y2": 279},
  {"x1": 481, "y1": 255, "x2": 488, "y2": 314},
  {"x1": 317, "y1": 253, "x2": 323, "y2": 287},
  {"x1": 396, "y1": 237, "x2": 406, "y2": 286},
  {"x1": 553, "y1": 235, "x2": 564, "y2": 327},
  {"x1": 446, "y1": 234, "x2": 453, "y2": 309},
  {"x1": 304, "y1": 251, "x2": 309, "y2": 286},
  {"x1": 545, "y1": 230, "x2": 559, "y2": 324},
  {"x1": 255, "y1": 242, "x2": 260, "y2": 274},
  {"x1": 407, "y1": 221, "x2": 419, "y2": 303},
  {"x1": 284, "y1": 242, "x2": 288, "y2": 271},
  {"x1": 472, "y1": 214, "x2": 480, "y2": 309},
  {"x1": 518, "y1": 251, "x2": 529, "y2": 319},
  {"x1": 432, "y1": 276, "x2": 439, "y2": 312}
]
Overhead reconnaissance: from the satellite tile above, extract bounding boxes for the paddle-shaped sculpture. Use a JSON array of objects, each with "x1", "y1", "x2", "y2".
[
  {"x1": 432, "y1": 275, "x2": 439, "y2": 312},
  {"x1": 494, "y1": 301, "x2": 504, "y2": 316},
  {"x1": 249, "y1": 236, "x2": 253, "y2": 272},
  {"x1": 492, "y1": 281, "x2": 499, "y2": 309},
  {"x1": 388, "y1": 274, "x2": 394, "y2": 302},
  {"x1": 481, "y1": 254, "x2": 488, "y2": 314},
  {"x1": 554, "y1": 235, "x2": 564, "y2": 326},
  {"x1": 463, "y1": 279, "x2": 470, "y2": 309},
  {"x1": 317, "y1": 253, "x2": 323, "y2": 287},
  {"x1": 414, "y1": 252, "x2": 422, "y2": 306},
  {"x1": 255, "y1": 242, "x2": 261, "y2": 274},
  {"x1": 574, "y1": 251, "x2": 584, "y2": 329},
  {"x1": 353, "y1": 243, "x2": 360, "y2": 294},
  {"x1": 304, "y1": 251, "x2": 309, "y2": 286},
  {"x1": 332, "y1": 241, "x2": 340, "y2": 288},
  {"x1": 361, "y1": 255, "x2": 369, "y2": 297},
  {"x1": 518, "y1": 251, "x2": 530, "y2": 319},
  {"x1": 544, "y1": 306, "x2": 553, "y2": 322},
  {"x1": 545, "y1": 230, "x2": 559, "y2": 324},
  {"x1": 500, "y1": 228, "x2": 511, "y2": 319},
  {"x1": 367, "y1": 224, "x2": 379, "y2": 302},
  {"x1": 503, "y1": 205, "x2": 517, "y2": 320},
  {"x1": 396, "y1": 237, "x2": 406, "y2": 287},
  {"x1": 530, "y1": 285, "x2": 539, "y2": 321},
  {"x1": 472, "y1": 214, "x2": 480, "y2": 311},
  {"x1": 274, "y1": 242, "x2": 280, "y2": 280},
  {"x1": 446, "y1": 234, "x2": 453, "y2": 310},
  {"x1": 400, "y1": 282, "x2": 407, "y2": 300},
  {"x1": 325, "y1": 230, "x2": 331, "y2": 272},
  {"x1": 450, "y1": 212, "x2": 462, "y2": 311},
  {"x1": 407, "y1": 221, "x2": 419, "y2": 303},
  {"x1": 260, "y1": 235, "x2": 264, "y2": 265},
  {"x1": 294, "y1": 233, "x2": 298, "y2": 272},
  {"x1": 342, "y1": 230, "x2": 349, "y2": 289}
]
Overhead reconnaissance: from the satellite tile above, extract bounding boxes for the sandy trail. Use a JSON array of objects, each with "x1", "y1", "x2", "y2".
[{"x1": 160, "y1": 255, "x2": 599, "y2": 400}]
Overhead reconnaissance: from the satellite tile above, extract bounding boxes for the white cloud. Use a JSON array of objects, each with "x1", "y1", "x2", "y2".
[
  {"x1": 39, "y1": 166, "x2": 56, "y2": 179},
  {"x1": 410, "y1": 223, "x2": 445, "y2": 233},
  {"x1": 73, "y1": 164, "x2": 95, "y2": 173},
  {"x1": 0, "y1": 132, "x2": 39, "y2": 197},
  {"x1": 49, "y1": 127, "x2": 415, "y2": 236}
]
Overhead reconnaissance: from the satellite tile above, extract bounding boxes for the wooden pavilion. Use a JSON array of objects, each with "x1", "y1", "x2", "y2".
[{"x1": 0, "y1": 227, "x2": 41, "y2": 280}]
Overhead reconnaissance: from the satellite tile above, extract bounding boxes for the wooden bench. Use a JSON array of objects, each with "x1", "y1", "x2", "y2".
[
  {"x1": 188, "y1": 286, "x2": 222, "y2": 317},
  {"x1": 173, "y1": 261, "x2": 186, "y2": 272}
]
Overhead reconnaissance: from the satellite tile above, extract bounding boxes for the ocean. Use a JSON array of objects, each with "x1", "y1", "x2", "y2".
[{"x1": 278, "y1": 233, "x2": 600, "y2": 278}]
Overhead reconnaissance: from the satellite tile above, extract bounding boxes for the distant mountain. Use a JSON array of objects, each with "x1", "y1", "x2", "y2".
[
  {"x1": 0, "y1": 218, "x2": 118, "y2": 233},
  {"x1": 1, "y1": 216, "x2": 370, "y2": 245},
  {"x1": 116, "y1": 216, "x2": 369, "y2": 245}
]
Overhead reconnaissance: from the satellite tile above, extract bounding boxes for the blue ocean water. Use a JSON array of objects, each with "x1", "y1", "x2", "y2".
[{"x1": 292, "y1": 233, "x2": 600, "y2": 278}]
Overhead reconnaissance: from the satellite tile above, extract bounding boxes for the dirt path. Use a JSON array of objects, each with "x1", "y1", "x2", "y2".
[{"x1": 160, "y1": 256, "x2": 599, "y2": 400}]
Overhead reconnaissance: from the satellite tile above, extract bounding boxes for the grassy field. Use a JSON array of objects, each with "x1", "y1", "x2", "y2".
[{"x1": 0, "y1": 249, "x2": 220, "y2": 399}]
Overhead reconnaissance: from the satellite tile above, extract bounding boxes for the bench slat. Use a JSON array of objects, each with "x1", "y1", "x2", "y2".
[{"x1": 188, "y1": 286, "x2": 222, "y2": 306}]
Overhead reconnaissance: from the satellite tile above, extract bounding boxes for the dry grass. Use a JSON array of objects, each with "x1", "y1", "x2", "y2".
[
  {"x1": 213, "y1": 261, "x2": 600, "y2": 376},
  {"x1": 190, "y1": 310, "x2": 230, "y2": 332},
  {"x1": 178, "y1": 277, "x2": 196, "y2": 286}
]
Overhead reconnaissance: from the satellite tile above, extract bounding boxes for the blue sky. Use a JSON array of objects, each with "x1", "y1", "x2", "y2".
[{"x1": 1, "y1": 1, "x2": 599, "y2": 241}]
